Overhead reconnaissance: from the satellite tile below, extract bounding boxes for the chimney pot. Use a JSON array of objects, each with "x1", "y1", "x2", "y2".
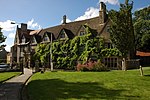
[
  {"x1": 63, "y1": 15, "x2": 66, "y2": 24},
  {"x1": 99, "y1": 2, "x2": 107, "y2": 24},
  {"x1": 21, "y1": 23, "x2": 27, "y2": 31},
  {"x1": 100, "y1": 2, "x2": 106, "y2": 11}
]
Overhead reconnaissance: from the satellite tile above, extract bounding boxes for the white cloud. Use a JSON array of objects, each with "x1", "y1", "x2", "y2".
[
  {"x1": 99, "y1": 0, "x2": 119, "y2": 5},
  {"x1": 61, "y1": 18, "x2": 72, "y2": 24},
  {"x1": 73, "y1": 0, "x2": 119, "y2": 22},
  {"x1": 0, "y1": 19, "x2": 41, "y2": 32},
  {"x1": 75, "y1": 7, "x2": 99, "y2": 21},
  {"x1": 137, "y1": 5, "x2": 150, "y2": 11},
  {"x1": 0, "y1": 20, "x2": 16, "y2": 32},
  {"x1": 8, "y1": 32, "x2": 15, "y2": 38},
  {"x1": 0, "y1": 19, "x2": 42, "y2": 52},
  {"x1": 60, "y1": 7, "x2": 99, "y2": 23},
  {"x1": 5, "y1": 45, "x2": 12, "y2": 52},
  {"x1": 27, "y1": 19, "x2": 41, "y2": 29}
]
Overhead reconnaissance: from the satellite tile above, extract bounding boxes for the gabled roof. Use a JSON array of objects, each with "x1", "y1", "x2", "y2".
[
  {"x1": 38, "y1": 17, "x2": 103, "y2": 39},
  {"x1": 16, "y1": 27, "x2": 34, "y2": 43},
  {"x1": 29, "y1": 29, "x2": 42, "y2": 35},
  {"x1": 15, "y1": 15, "x2": 110, "y2": 44},
  {"x1": 31, "y1": 35, "x2": 41, "y2": 43},
  {"x1": 42, "y1": 32, "x2": 55, "y2": 42},
  {"x1": 76, "y1": 25, "x2": 86, "y2": 36},
  {"x1": 57, "y1": 28, "x2": 74, "y2": 39}
]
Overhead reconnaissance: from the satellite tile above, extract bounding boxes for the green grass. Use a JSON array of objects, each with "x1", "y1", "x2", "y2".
[
  {"x1": 27, "y1": 67, "x2": 150, "y2": 100},
  {"x1": 0, "y1": 72, "x2": 20, "y2": 83}
]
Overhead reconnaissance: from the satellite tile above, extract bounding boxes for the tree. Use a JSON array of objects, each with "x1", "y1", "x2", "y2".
[
  {"x1": 133, "y1": 6, "x2": 150, "y2": 52},
  {"x1": 0, "y1": 27, "x2": 6, "y2": 50},
  {"x1": 108, "y1": 0, "x2": 135, "y2": 70}
]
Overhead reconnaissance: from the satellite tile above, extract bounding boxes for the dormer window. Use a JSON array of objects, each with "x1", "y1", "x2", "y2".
[
  {"x1": 80, "y1": 31, "x2": 85, "y2": 36},
  {"x1": 43, "y1": 34, "x2": 49, "y2": 42},
  {"x1": 22, "y1": 35, "x2": 25, "y2": 43},
  {"x1": 31, "y1": 37, "x2": 36, "y2": 44},
  {"x1": 78, "y1": 25, "x2": 87, "y2": 36},
  {"x1": 60, "y1": 30, "x2": 65, "y2": 38}
]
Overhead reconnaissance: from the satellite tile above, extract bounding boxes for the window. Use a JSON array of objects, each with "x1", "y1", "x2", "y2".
[
  {"x1": 79, "y1": 46, "x2": 84, "y2": 53},
  {"x1": 14, "y1": 38, "x2": 17, "y2": 44},
  {"x1": 80, "y1": 31, "x2": 85, "y2": 36},
  {"x1": 60, "y1": 30, "x2": 65, "y2": 38},
  {"x1": 103, "y1": 57, "x2": 118, "y2": 69},
  {"x1": 32, "y1": 37, "x2": 36, "y2": 44},
  {"x1": 105, "y1": 43, "x2": 113, "y2": 48},
  {"x1": 22, "y1": 35, "x2": 25, "y2": 43},
  {"x1": 106, "y1": 26, "x2": 110, "y2": 32},
  {"x1": 43, "y1": 34, "x2": 49, "y2": 42}
]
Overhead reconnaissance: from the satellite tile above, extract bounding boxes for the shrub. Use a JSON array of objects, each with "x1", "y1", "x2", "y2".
[
  {"x1": 77, "y1": 60, "x2": 108, "y2": 72},
  {"x1": 92, "y1": 60, "x2": 108, "y2": 71}
]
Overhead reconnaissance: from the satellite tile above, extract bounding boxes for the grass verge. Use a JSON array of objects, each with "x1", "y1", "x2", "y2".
[
  {"x1": 0, "y1": 72, "x2": 21, "y2": 83},
  {"x1": 27, "y1": 67, "x2": 150, "y2": 100}
]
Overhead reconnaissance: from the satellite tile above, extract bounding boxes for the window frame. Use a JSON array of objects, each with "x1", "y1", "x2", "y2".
[
  {"x1": 43, "y1": 34, "x2": 49, "y2": 42},
  {"x1": 106, "y1": 25, "x2": 110, "y2": 33},
  {"x1": 60, "y1": 30, "x2": 66, "y2": 39},
  {"x1": 21, "y1": 35, "x2": 26, "y2": 43},
  {"x1": 31, "y1": 36, "x2": 37, "y2": 44},
  {"x1": 79, "y1": 31, "x2": 85, "y2": 36}
]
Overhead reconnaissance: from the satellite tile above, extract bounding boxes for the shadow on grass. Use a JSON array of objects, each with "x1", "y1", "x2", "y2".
[
  {"x1": 144, "y1": 75, "x2": 150, "y2": 77},
  {"x1": 0, "y1": 82, "x2": 23, "y2": 100},
  {"x1": 27, "y1": 79, "x2": 126, "y2": 100}
]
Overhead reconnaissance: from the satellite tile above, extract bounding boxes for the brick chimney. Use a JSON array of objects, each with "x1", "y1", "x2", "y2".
[
  {"x1": 99, "y1": 2, "x2": 107, "y2": 24},
  {"x1": 21, "y1": 23, "x2": 27, "y2": 31},
  {"x1": 63, "y1": 15, "x2": 66, "y2": 24}
]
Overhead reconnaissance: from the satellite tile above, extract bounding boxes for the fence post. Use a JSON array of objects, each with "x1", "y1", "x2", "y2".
[{"x1": 139, "y1": 65, "x2": 143, "y2": 76}]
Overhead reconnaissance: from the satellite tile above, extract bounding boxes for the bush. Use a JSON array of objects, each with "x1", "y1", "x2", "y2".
[
  {"x1": 92, "y1": 61, "x2": 108, "y2": 71},
  {"x1": 77, "y1": 60, "x2": 108, "y2": 72}
]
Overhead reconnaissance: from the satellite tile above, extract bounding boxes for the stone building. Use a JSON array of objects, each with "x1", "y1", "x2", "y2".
[{"x1": 10, "y1": 2, "x2": 130, "y2": 69}]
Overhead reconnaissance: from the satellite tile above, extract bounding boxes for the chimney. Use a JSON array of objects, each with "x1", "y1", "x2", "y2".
[
  {"x1": 99, "y1": 2, "x2": 107, "y2": 24},
  {"x1": 21, "y1": 23, "x2": 27, "y2": 31},
  {"x1": 63, "y1": 15, "x2": 66, "y2": 24}
]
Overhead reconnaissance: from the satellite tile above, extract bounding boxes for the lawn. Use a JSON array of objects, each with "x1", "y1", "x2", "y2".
[
  {"x1": 0, "y1": 72, "x2": 20, "y2": 83},
  {"x1": 27, "y1": 67, "x2": 150, "y2": 100}
]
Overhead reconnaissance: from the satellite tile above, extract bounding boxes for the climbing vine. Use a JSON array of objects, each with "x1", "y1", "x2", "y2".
[{"x1": 34, "y1": 25, "x2": 122, "y2": 70}]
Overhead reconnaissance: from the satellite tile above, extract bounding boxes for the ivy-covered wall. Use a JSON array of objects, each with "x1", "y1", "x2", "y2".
[{"x1": 34, "y1": 25, "x2": 122, "y2": 70}]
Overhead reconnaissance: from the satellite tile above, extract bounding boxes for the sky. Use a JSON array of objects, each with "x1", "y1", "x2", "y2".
[{"x1": 0, "y1": 0, "x2": 149, "y2": 52}]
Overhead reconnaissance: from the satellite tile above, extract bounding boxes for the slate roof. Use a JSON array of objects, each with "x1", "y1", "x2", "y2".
[
  {"x1": 38, "y1": 16, "x2": 104, "y2": 39},
  {"x1": 16, "y1": 15, "x2": 109, "y2": 43},
  {"x1": 29, "y1": 29, "x2": 42, "y2": 35}
]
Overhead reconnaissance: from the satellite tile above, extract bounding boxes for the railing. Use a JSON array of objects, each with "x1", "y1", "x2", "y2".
[{"x1": 126, "y1": 59, "x2": 140, "y2": 69}]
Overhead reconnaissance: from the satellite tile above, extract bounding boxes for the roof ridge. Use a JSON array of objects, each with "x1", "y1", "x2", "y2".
[{"x1": 44, "y1": 16, "x2": 99, "y2": 30}]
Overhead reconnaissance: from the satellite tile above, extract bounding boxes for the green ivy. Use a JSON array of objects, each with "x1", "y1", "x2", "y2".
[{"x1": 34, "y1": 24, "x2": 122, "y2": 69}]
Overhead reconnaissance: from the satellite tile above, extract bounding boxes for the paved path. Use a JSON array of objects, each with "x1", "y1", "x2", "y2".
[{"x1": 0, "y1": 68, "x2": 32, "y2": 100}]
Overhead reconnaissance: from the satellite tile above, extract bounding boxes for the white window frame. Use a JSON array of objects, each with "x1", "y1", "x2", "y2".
[
  {"x1": 22, "y1": 35, "x2": 25, "y2": 43},
  {"x1": 43, "y1": 34, "x2": 49, "y2": 42},
  {"x1": 60, "y1": 30, "x2": 65, "y2": 38},
  {"x1": 80, "y1": 31, "x2": 85, "y2": 36}
]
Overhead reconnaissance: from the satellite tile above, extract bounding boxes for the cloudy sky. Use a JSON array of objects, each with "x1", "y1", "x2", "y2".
[{"x1": 0, "y1": 0, "x2": 149, "y2": 51}]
